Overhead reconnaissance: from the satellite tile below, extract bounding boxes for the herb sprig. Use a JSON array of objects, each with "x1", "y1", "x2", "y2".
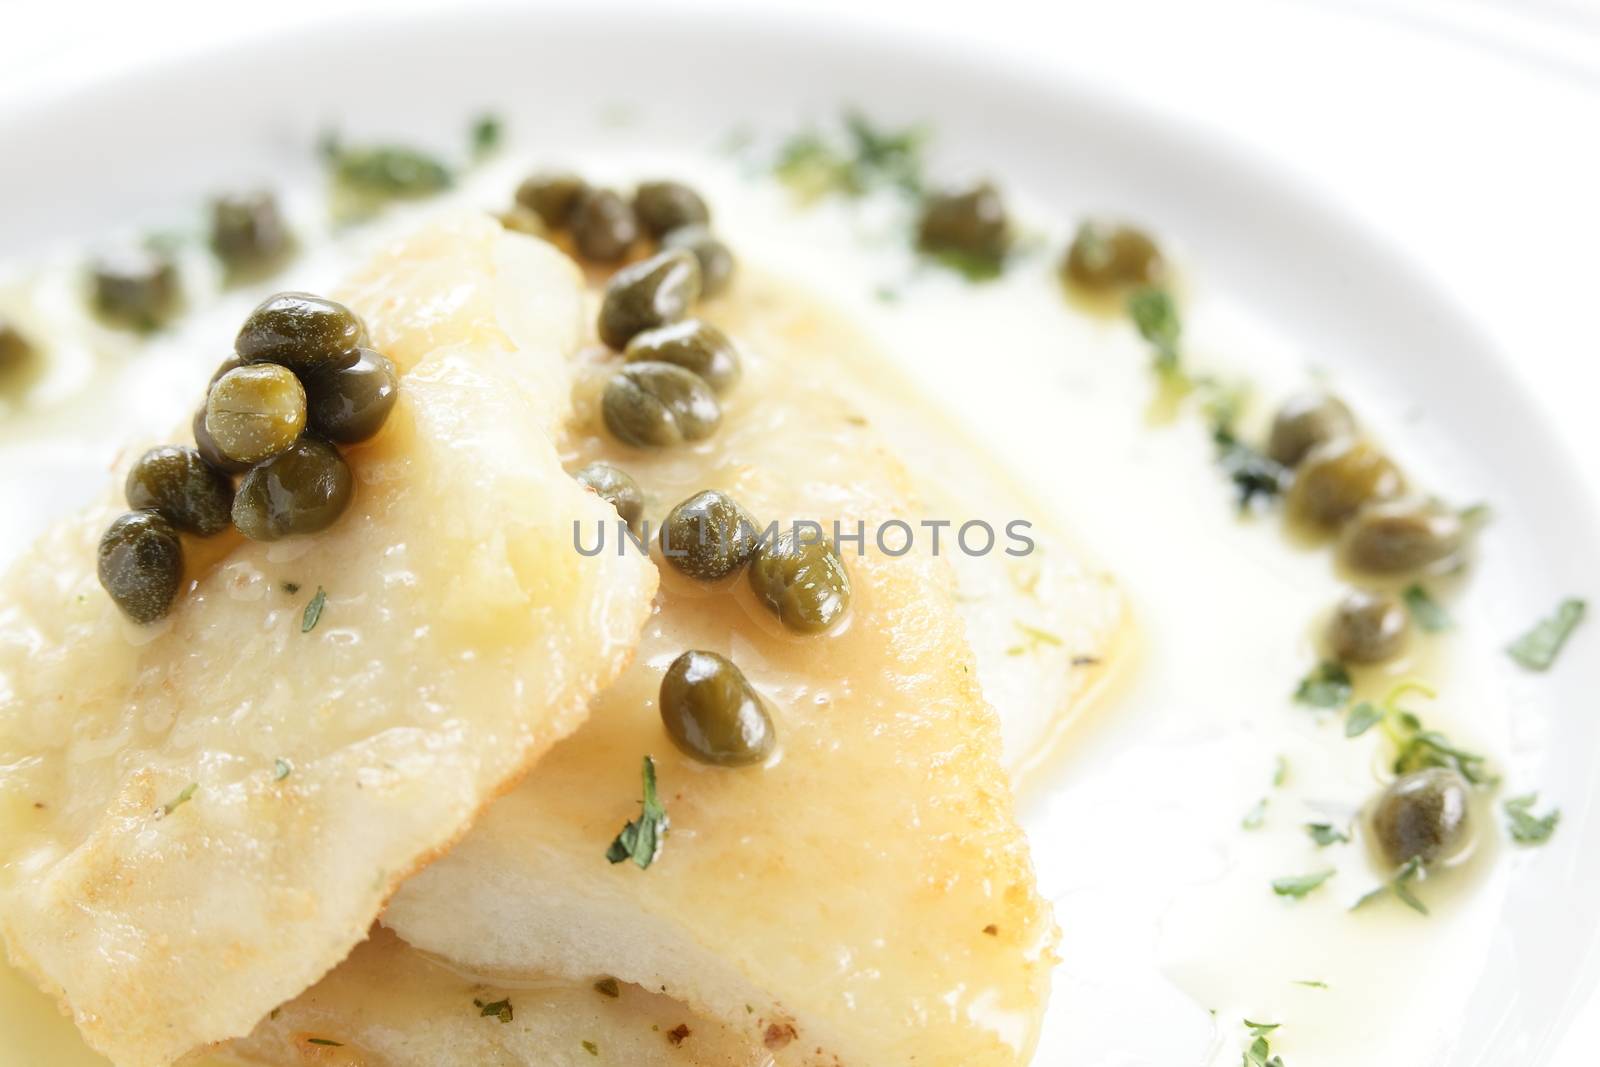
[
  {"x1": 1507, "y1": 598, "x2": 1586, "y2": 671},
  {"x1": 606, "y1": 756, "x2": 669, "y2": 870}
]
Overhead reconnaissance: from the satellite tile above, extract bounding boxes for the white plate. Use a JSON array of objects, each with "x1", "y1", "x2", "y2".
[{"x1": 0, "y1": 9, "x2": 1596, "y2": 1065}]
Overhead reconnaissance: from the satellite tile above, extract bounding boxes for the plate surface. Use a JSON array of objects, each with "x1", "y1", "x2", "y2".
[{"x1": 0, "y1": 9, "x2": 1596, "y2": 1066}]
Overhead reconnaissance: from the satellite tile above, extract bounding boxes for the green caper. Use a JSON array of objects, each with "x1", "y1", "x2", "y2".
[
  {"x1": 601, "y1": 362, "x2": 721, "y2": 448},
  {"x1": 305, "y1": 347, "x2": 398, "y2": 444},
  {"x1": 632, "y1": 181, "x2": 710, "y2": 239},
  {"x1": 597, "y1": 250, "x2": 702, "y2": 350},
  {"x1": 748, "y1": 529, "x2": 851, "y2": 634},
  {"x1": 1061, "y1": 221, "x2": 1164, "y2": 292},
  {"x1": 917, "y1": 183, "x2": 1010, "y2": 266},
  {"x1": 574, "y1": 462, "x2": 645, "y2": 529},
  {"x1": 624, "y1": 319, "x2": 740, "y2": 394},
  {"x1": 125, "y1": 446, "x2": 235, "y2": 537},
  {"x1": 659, "y1": 489, "x2": 761, "y2": 582},
  {"x1": 210, "y1": 192, "x2": 290, "y2": 269},
  {"x1": 514, "y1": 173, "x2": 589, "y2": 228},
  {"x1": 231, "y1": 437, "x2": 353, "y2": 541},
  {"x1": 661, "y1": 225, "x2": 735, "y2": 298},
  {"x1": 570, "y1": 188, "x2": 639, "y2": 263},
  {"x1": 1267, "y1": 390, "x2": 1356, "y2": 467},
  {"x1": 1285, "y1": 437, "x2": 1404, "y2": 530},
  {"x1": 205, "y1": 364, "x2": 307, "y2": 465},
  {"x1": 1371, "y1": 767, "x2": 1470, "y2": 866},
  {"x1": 1339, "y1": 497, "x2": 1466, "y2": 576},
  {"x1": 659, "y1": 649, "x2": 775, "y2": 767},
  {"x1": 1325, "y1": 588, "x2": 1407, "y2": 665},
  {"x1": 98, "y1": 510, "x2": 183, "y2": 623},
  {"x1": 90, "y1": 249, "x2": 180, "y2": 331},
  {"x1": 235, "y1": 292, "x2": 366, "y2": 376}
]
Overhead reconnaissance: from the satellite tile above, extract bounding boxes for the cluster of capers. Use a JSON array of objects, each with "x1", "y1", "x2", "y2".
[
  {"x1": 89, "y1": 192, "x2": 289, "y2": 331},
  {"x1": 97, "y1": 292, "x2": 396, "y2": 623}
]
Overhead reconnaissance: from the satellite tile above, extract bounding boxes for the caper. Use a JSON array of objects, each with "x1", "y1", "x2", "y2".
[
  {"x1": 305, "y1": 347, "x2": 398, "y2": 444},
  {"x1": 231, "y1": 436, "x2": 353, "y2": 541},
  {"x1": 514, "y1": 173, "x2": 589, "y2": 229},
  {"x1": 574, "y1": 462, "x2": 645, "y2": 529},
  {"x1": 1285, "y1": 437, "x2": 1404, "y2": 530},
  {"x1": 90, "y1": 249, "x2": 180, "y2": 330},
  {"x1": 601, "y1": 362, "x2": 721, "y2": 448},
  {"x1": 659, "y1": 489, "x2": 761, "y2": 582},
  {"x1": 98, "y1": 510, "x2": 183, "y2": 623},
  {"x1": 917, "y1": 182, "x2": 1010, "y2": 265},
  {"x1": 205, "y1": 364, "x2": 307, "y2": 465},
  {"x1": 125, "y1": 446, "x2": 235, "y2": 537},
  {"x1": 624, "y1": 319, "x2": 740, "y2": 394},
  {"x1": 659, "y1": 649, "x2": 775, "y2": 767},
  {"x1": 192, "y1": 406, "x2": 248, "y2": 475},
  {"x1": 210, "y1": 192, "x2": 289, "y2": 269},
  {"x1": 597, "y1": 250, "x2": 702, "y2": 350},
  {"x1": 661, "y1": 225, "x2": 735, "y2": 298},
  {"x1": 0, "y1": 321, "x2": 34, "y2": 379},
  {"x1": 235, "y1": 292, "x2": 366, "y2": 376},
  {"x1": 570, "y1": 188, "x2": 639, "y2": 263},
  {"x1": 1267, "y1": 390, "x2": 1356, "y2": 467},
  {"x1": 1339, "y1": 497, "x2": 1466, "y2": 576},
  {"x1": 1061, "y1": 221, "x2": 1164, "y2": 292},
  {"x1": 632, "y1": 181, "x2": 710, "y2": 239},
  {"x1": 748, "y1": 529, "x2": 851, "y2": 634},
  {"x1": 1371, "y1": 767, "x2": 1470, "y2": 867},
  {"x1": 1325, "y1": 588, "x2": 1407, "y2": 665}
]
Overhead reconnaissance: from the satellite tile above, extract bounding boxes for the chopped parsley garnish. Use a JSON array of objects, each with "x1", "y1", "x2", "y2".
[
  {"x1": 470, "y1": 113, "x2": 503, "y2": 159},
  {"x1": 159, "y1": 782, "x2": 197, "y2": 817},
  {"x1": 772, "y1": 110, "x2": 927, "y2": 201},
  {"x1": 1126, "y1": 286, "x2": 1183, "y2": 380},
  {"x1": 321, "y1": 131, "x2": 453, "y2": 204},
  {"x1": 582, "y1": 1040, "x2": 599, "y2": 1056},
  {"x1": 1344, "y1": 700, "x2": 1385, "y2": 737},
  {"x1": 1293, "y1": 979, "x2": 1329, "y2": 989},
  {"x1": 301, "y1": 587, "x2": 327, "y2": 633},
  {"x1": 1241, "y1": 798, "x2": 1269, "y2": 831},
  {"x1": 1402, "y1": 583, "x2": 1452, "y2": 633},
  {"x1": 1293, "y1": 660, "x2": 1352, "y2": 708},
  {"x1": 1006, "y1": 620, "x2": 1064, "y2": 656},
  {"x1": 474, "y1": 996, "x2": 514, "y2": 1023},
  {"x1": 1349, "y1": 682, "x2": 1495, "y2": 785},
  {"x1": 606, "y1": 756, "x2": 669, "y2": 870},
  {"x1": 273, "y1": 758, "x2": 292, "y2": 782},
  {"x1": 1352, "y1": 855, "x2": 1428, "y2": 916},
  {"x1": 1504, "y1": 793, "x2": 1560, "y2": 844},
  {"x1": 1213, "y1": 425, "x2": 1288, "y2": 510},
  {"x1": 1271, "y1": 868, "x2": 1334, "y2": 900},
  {"x1": 1242, "y1": 1019, "x2": 1286, "y2": 1067},
  {"x1": 1305, "y1": 823, "x2": 1350, "y2": 847},
  {"x1": 1506, "y1": 598, "x2": 1586, "y2": 671},
  {"x1": 1272, "y1": 755, "x2": 1289, "y2": 788},
  {"x1": 306, "y1": 1038, "x2": 343, "y2": 1047}
]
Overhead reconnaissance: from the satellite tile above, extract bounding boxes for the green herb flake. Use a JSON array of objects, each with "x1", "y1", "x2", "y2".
[
  {"x1": 1272, "y1": 756, "x2": 1289, "y2": 788},
  {"x1": 1352, "y1": 855, "x2": 1429, "y2": 916},
  {"x1": 159, "y1": 782, "x2": 197, "y2": 817},
  {"x1": 301, "y1": 586, "x2": 327, "y2": 633},
  {"x1": 322, "y1": 131, "x2": 453, "y2": 203},
  {"x1": 594, "y1": 977, "x2": 621, "y2": 998},
  {"x1": 1293, "y1": 979, "x2": 1329, "y2": 989},
  {"x1": 1504, "y1": 793, "x2": 1560, "y2": 845},
  {"x1": 772, "y1": 111, "x2": 927, "y2": 202},
  {"x1": 474, "y1": 996, "x2": 513, "y2": 1024},
  {"x1": 1402, "y1": 583, "x2": 1452, "y2": 633},
  {"x1": 305, "y1": 1038, "x2": 343, "y2": 1047},
  {"x1": 1344, "y1": 700, "x2": 1384, "y2": 737},
  {"x1": 582, "y1": 1040, "x2": 599, "y2": 1056},
  {"x1": 1126, "y1": 286, "x2": 1183, "y2": 379},
  {"x1": 1241, "y1": 1020, "x2": 1286, "y2": 1067},
  {"x1": 470, "y1": 113, "x2": 503, "y2": 159},
  {"x1": 1294, "y1": 660, "x2": 1352, "y2": 709},
  {"x1": 1211, "y1": 413, "x2": 1287, "y2": 511},
  {"x1": 1507, "y1": 598, "x2": 1586, "y2": 671},
  {"x1": 606, "y1": 756, "x2": 669, "y2": 869},
  {"x1": 1241, "y1": 798, "x2": 1269, "y2": 831},
  {"x1": 1006, "y1": 620, "x2": 1064, "y2": 656},
  {"x1": 1305, "y1": 822, "x2": 1350, "y2": 847},
  {"x1": 273, "y1": 758, "x2": 292, "y2": 782},
  {"x1": 1271, "y1": 868, "x2": 1335, "y2": 900}
]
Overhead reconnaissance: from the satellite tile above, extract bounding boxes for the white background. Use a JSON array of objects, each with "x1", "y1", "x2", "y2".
[{"x1": 2, "y1": 0, "x2": 1598, "y2": 1060}]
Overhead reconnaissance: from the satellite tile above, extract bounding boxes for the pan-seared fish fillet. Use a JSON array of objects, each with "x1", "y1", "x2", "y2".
[
  {"x1": 384, "y1": 271, "x2": 1059, "y2": 1066},
  {"x1": 0, "y1": 215, "x2": 656, "y2": 1067},
  {"x1": 222, "y1": 928, "x2": 769, "y2": 1067}
]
